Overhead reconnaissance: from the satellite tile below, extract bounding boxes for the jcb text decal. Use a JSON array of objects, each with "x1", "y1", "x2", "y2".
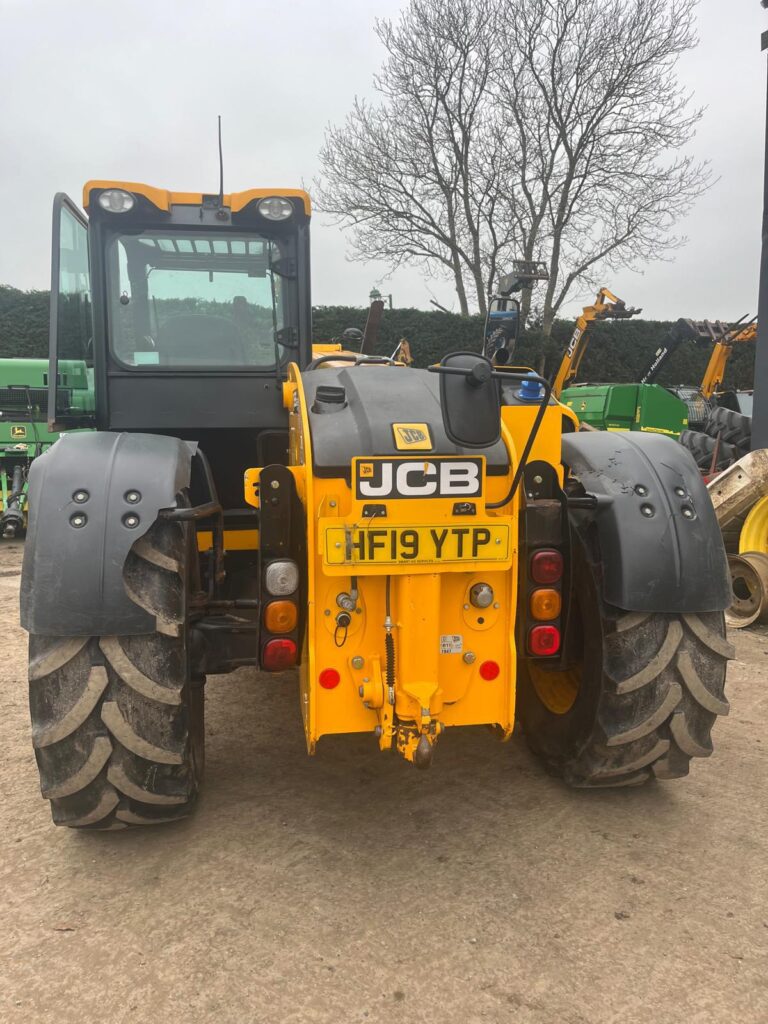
[{"x1": 354, "y1": 458, "x2": 483, "y2": 500}]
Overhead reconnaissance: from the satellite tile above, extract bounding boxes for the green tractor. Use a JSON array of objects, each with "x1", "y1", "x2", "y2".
[
  {"x1": 0, "y1": 358, "x2": 93, "y2": 537},
  {"x1": 558, "y1": 315, "x2": 699, "y2": 439}
]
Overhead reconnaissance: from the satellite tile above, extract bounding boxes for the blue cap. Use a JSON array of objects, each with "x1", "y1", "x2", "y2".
[{"x1": 517, "y1": 373, "x2": 545, "y2": 403}]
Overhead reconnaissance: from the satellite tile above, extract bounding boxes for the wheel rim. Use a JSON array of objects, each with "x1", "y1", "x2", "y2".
[
  {"x1": 528, "y1": 662, "x2": 581, "y2": 715},
  {"x1": 740, "y1": 495, "x2": 768, "y2": 554},
  {"x1": 725, "y1": 554, "x2": 763, "y2": 628}
]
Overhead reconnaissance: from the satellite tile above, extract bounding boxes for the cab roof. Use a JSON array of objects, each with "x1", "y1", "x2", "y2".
[{"x1": 83, "y1": 180, "x2": 312, "y2": 216}]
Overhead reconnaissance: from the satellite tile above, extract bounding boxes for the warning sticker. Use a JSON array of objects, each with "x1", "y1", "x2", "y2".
[{"x1": 440, "y1": 634, "x2": 463, "y2": 655}]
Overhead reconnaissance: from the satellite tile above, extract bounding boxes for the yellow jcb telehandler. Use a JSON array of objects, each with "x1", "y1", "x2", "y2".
[{"x1": 21, "y1": 181, "x2": 732, "y2": 829}]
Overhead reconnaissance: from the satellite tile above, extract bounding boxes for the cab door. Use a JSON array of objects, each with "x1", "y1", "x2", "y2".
[{"x1": 48, "y1": 194, "x2": 95, "y2": 429}]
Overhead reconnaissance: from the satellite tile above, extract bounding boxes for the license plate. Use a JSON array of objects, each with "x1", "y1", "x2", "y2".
[{"x1": 323, "y1": 523, "x2": 511, "y2": 566}]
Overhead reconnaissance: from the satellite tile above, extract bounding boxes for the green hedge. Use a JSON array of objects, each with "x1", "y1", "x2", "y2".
[
  {"x1": 313, "y1": 305, "x2": 756, "y2": 390},
  {"x1": 0, "y1": 286, "x2": 755, "y2": 391},
  {"x1": 0, "y1": 286, "x2": 50, "y2": 358}
]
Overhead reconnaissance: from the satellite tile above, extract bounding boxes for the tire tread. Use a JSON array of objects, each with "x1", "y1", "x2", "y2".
[{"x1": 28, "y1": 512, "x2": 203, "y2": 829}]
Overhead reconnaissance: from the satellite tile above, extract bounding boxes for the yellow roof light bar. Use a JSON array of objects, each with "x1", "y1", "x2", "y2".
[{"x1": 83, "y1": 180, "x2": 312, "y2": 216}]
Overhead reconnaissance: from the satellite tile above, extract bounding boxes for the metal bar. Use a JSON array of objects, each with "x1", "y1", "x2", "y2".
[
  {"x1": 752, "y1": 16, "x2": 768, "y2": 449},
  {"x1": 161, "y1": 500, "x2": 222, "y2": 522},
  {"x1": 195, "y1": 619, "x2": 259, "y2": 634}
]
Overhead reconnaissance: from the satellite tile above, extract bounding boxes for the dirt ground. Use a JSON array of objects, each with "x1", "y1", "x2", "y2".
[{"x1": 1, "y1": 540, "x2": 766, "y2": 1024}]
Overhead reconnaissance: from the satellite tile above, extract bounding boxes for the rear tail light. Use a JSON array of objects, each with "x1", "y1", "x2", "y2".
[
  {"x1": 479, "y1": 660, "x2": 500, "y2": 681},
  {"x1": 263, "y1": 600, "x2": 297, "y2": 634},
  {"x1": 319, "y1": 668, "x2": 341, "y2": 689},
  {"x1": 530, "y1": 588, "x2": 561, "y2": 621},
  {"x1": 264, "y1": 560, "x2": 299, "y2": 596},
  {"x1": 262, "y1": 638, "x2": 297, "y2": 670},
  {"x1": 528, "y1": 625, "x2": 561, "y2": 656},
  {"x1": 530, "y1": 549, "x2": 563, "y2": 584}
]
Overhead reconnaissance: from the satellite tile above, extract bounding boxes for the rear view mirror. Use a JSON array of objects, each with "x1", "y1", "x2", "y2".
[
  {"x1": 484, "y1": 299, "x2": 520, "y2": 364},
  {"x1": 438, "y1": 352, "x2": 501, "y2": 448}
]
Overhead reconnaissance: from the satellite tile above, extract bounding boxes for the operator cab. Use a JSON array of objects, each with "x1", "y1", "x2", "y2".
[{"x1": 49, "y1": 182, "x2": 313, "y2": 507}]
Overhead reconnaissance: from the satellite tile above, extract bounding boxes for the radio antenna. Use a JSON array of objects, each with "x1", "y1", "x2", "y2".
[{"x1": 217, "y1": 115, "x2": 225, "y2": 211}]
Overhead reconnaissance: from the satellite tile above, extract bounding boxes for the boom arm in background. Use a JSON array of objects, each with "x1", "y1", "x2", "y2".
[
  {"x1": 482, "y1": 260, "x2": 550, "y2": 365},
  {"x1": 552, "y1": 288, "x2": 641, "y2": 399},
  {"x1": 700, "y1": 320, "x2": 757, "y2": 398},
  {"x1": 638, "y1": 319, "x2": 706, "y2": 385},
  {"x1": 637, "y1": 315, "x2": 756, "y2": 395}
]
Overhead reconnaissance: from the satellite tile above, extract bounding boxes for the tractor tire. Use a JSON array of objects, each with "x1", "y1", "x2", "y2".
[
  {"x1": 28, "y1": 510, "x2": 204, "y2": 829},
  {"x1": 705, "y1": 406, "x2": 752, "y2": 455},
  {"x1": 679, "y1": 429, "x2": 739, "y2": 472},
  {"x1": 518, "y1": 535, "x2": 732, "y2": 787}
]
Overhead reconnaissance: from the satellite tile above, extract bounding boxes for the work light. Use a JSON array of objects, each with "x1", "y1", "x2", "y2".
[
  {"x1": 257, "y1": 196, "x2": 294, "y2": 221},
  {"x1": 97, "y1": 189, "x2": 135, "y2": 213}
]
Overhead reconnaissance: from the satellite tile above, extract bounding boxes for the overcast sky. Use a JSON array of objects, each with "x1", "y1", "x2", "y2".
[{"x1": 0, "y1": 0, "x2": 765, "y2": 321}]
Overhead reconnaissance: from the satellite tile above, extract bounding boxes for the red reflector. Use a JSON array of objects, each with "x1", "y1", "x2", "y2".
[
  {"x1": 531, "y1": 549, "x2": 563, "y2": 584},
  {"x1": 479, "y1": 660, "x2": 500, "y2": 681},
  {"x1": 262, "y1": 638, "x2": 297, "y2": 671},
  {"x1": 528, "y1": 625, "x2": 561, "y2": 656},
  {"x1": 319, "y1": 668, "x2": 340, "y2": 690}
]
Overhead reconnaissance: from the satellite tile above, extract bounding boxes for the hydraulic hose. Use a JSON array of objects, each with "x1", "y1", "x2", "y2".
[
  {"x1": 6, "y1": 465, "x2": 25, "y2": 509},
  {"x1": 384, "y1": 576, "x2": 395, "y2": 690}
]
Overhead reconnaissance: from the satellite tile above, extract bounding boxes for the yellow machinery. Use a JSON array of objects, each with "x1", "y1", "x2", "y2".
[
  {"x1": 21, "y1": 181, "x2": 733, "y2": 829},
  {"x1": 700, "y1": 320, "x2": 757, "y2": 399},
  {"x1": 251, "y1": 361, "x2": 576, "y2": 762},
  {"x1": 552, "y1": 288, "x2": 641, "y2": 399}
]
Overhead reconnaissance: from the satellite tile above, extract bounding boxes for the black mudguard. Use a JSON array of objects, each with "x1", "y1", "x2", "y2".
[
  {"x1": 562, "y1": 431, "x2": 730, "y2": 613},
  {"x1": 21, "y1": 432, "x2": 196, "y2": 636}
]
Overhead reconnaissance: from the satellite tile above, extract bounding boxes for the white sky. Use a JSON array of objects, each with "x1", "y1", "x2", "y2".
[{"x1": 0, "y1": 0, "x2": 765, "y2": 321}]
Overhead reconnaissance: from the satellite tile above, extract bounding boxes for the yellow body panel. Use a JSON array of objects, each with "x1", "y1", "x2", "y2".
[
  {"x1": 311, "y1": 343, "x2": 343, "y2": 356},
  {"x1": 197, "y1": 529, "x2": 259, "y2": 552},
  {"x1": 83, "y1": 180, "x2": 312, "y2": 216},
  {"x1": 264, "y1": 362, "x2": 572, "y2": 761}
]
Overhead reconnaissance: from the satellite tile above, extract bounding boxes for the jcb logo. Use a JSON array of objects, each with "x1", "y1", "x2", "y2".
[
  {"x1": 398, "y1": 427, "x2": 426, "y2": 445},
  {"x1": 354, "y1": 457, "x2": 483, "y2": 500},
  {"x1": 392, "y1": 422, "x2": 432, "y2": 451},
  {"x1": 565, "y1": 326, "x2": 583, "y2": 358}
]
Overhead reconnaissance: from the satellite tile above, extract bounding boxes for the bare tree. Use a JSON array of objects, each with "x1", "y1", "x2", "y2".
[
  {"x1": 316, "y1": 0, "x2": 510, "y2": 316},
  {"x1": 495, "y1": 0, "x2": 710, "y2": 332},
  {"x1": 317, "y1": 0, "x2": 709, "y2": 327}
]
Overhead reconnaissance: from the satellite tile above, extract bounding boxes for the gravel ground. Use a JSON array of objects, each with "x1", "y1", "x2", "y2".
[{"x1": 1, "y1": 538, "x2": 766, "y2": 1024}]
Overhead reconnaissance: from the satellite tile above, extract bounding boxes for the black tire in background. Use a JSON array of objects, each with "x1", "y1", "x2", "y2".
[
  {"x1": 704, "y1": 406, "x2": 751, "y2": 456},
  {"x1": 518, "y1": 535, "x2": 732, "y2": 787},
  {"x1": 28, "y1": 510, "x2": 204, "y2": 829},
  {"x1": 679, "y1": 429, "x2": 739, "y2": 472}
]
